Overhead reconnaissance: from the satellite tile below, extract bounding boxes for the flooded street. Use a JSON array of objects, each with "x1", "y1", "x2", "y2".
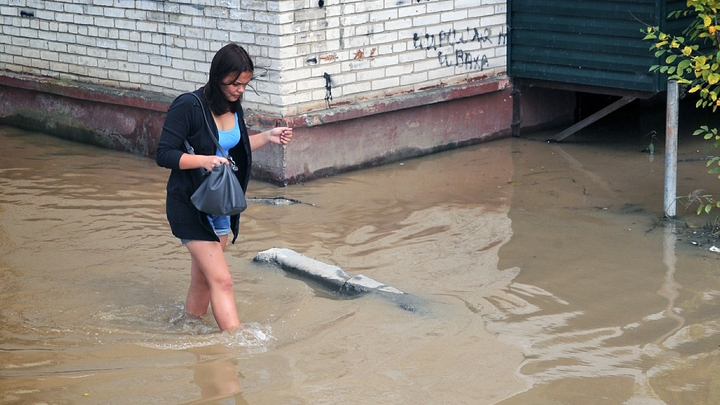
[{"x1": 2, "y1": 99, "x2": 720, "y2": 404}]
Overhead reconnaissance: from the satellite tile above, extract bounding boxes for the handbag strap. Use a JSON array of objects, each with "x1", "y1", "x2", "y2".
[{"x1": 186, "y1": 91, "x2": 238, "y2": 171}]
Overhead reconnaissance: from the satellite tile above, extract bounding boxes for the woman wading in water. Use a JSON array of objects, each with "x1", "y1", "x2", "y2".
[{"x1": 156, "y1": 43, "x2": 293, "y2": 331}]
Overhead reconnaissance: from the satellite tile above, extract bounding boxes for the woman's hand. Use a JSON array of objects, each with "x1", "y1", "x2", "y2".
[
  {"x1": 268, "y1": 127, "x2": 293, "y2": 145},
  {"x1": 199, "y1": 155, "x2": 228, "y2": 172},
  {"x1": 249, "y1": 127, "x2": 294, "y2": 151},
  {"x1": 179, "y1": 152, "x2": 228, "y2": 171}
]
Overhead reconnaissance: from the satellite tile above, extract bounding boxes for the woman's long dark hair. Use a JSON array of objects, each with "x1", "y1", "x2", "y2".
[{"x1": 204, "y1": 43, "x2": 254, "y2": 115}]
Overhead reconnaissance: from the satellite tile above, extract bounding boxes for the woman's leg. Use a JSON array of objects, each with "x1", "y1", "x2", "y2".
[
  {"x1": 185, "y1": 235, "x2": 229, "y2": 317},
  {"x1": 185, "y1": 237, "x2": 239, "y2": 330},
  {"x1": 185, "y1": 257, "x2": 210, "y2": 317}
]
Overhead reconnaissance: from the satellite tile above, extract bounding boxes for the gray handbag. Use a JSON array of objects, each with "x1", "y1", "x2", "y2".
[{"x1": 184, "y1": 92, "x2": 247, "y2": 216}]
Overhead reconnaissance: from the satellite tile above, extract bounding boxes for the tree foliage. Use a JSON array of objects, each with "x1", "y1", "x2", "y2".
[{"x1": 643, "y1": 0, "x2": 720, "y2": 214}]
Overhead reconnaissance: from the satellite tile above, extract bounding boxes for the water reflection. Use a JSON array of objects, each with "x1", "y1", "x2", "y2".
[
  {"x1": 657, "y1": 222, "x2": 685, "y2": 345},
  {"x1": 184, "y1": 348, "x2": 247, "y2": 405},
  {"x1": 492, "y1": 130, "x2": 720, "y2": 404}
]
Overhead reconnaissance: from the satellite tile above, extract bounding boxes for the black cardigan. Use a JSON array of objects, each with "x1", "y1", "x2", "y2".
[{"x1": 155, "y1": 88, "x2": 252, "y2": 244}]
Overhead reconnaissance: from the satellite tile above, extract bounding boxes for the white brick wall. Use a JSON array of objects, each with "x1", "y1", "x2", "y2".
[{"x1": 1, "y1": 0, "x2": 507, "y2": 117}]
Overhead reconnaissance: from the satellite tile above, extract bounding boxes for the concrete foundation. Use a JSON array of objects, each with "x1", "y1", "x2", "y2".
[
  {"x1": 0, "y1": 73, "x2": 171, "y2": 157},
  {"x1": 0, "y1": 72, "x2": 576, "y2": 185}
]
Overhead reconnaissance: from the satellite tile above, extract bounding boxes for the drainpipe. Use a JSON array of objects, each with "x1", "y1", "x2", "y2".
[{"x1": 511, "y1": 78, "x2": 522, "y2": 137}]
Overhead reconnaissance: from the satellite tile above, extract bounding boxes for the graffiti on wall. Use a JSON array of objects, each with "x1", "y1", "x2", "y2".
[{"x1": 413, "y1": 26, "x2": 507, "y2": 70}]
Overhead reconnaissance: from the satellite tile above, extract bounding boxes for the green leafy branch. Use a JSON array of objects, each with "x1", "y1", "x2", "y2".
[
  {"x1": 676, "y1": 188, "x2": 720, "y2": 214},
  {"x1": 643, "y1": 1, "x2": 720, "y2": 110}
]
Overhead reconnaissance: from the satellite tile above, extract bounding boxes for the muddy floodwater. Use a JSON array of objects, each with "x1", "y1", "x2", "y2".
[{"x1": 3, "y1": 100, "x2": 720, "y2": 404}]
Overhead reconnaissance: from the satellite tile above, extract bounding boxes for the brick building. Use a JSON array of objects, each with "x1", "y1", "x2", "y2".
[{"x1": 0, "y1": 0, "x2": 570, "y2": 184}]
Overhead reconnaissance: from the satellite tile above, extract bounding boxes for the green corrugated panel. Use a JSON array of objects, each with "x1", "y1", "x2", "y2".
[{"x1": 508, "y1": 0, "x2": 688, "y2": 93}]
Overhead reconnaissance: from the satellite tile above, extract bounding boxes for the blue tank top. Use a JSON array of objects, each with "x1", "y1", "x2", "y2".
[{"x1": 216, "y1": 113, "x2": 241, "y2": 156}]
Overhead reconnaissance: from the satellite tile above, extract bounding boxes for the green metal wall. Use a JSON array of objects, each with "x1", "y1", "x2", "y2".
[{"x1": 508, "y1": 0, "x2": 688, "y2": 93}]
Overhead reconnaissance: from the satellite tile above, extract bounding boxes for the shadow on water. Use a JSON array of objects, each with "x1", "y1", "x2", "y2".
[{"x1": 2, "y1": 95, "x2": 720, "y2": 404}]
